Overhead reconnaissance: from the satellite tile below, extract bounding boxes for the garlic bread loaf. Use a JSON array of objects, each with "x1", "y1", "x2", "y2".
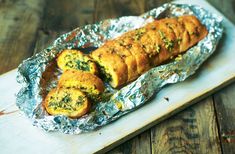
[
  {"x1": 44, "y1": 15, "x2": 208, "y2": 119},
  {"x1": 91, "y1": 51, "x2": 128, "y2": 87},
  {"x1": 90, "y1": 15, "x2": 208, "y2": 88}
]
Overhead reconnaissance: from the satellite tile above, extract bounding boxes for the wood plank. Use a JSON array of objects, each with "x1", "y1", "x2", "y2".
[
  {"x1": 42, "y1": 0, "x2": 95, "y2": 34},
  {"x1": 94, "y1": 0, "x2": 146, "y2": 22},
  {"x1": 207, "y1": 0, "x2": 235, "y2": 24},
  {"x1": 151, "y1": 97, "x2": 221, "y2": 153},
  {"x1": 33, "y1": 0, "x2": 95, "y2": 55},
  {"x1": 144, "y1": 0, "x2": 172, "y2": 10},
  {"x1": 0, "y1": 0, "x2": 45, "y2": 74},
  {"x1": 213, "y1": 84, "x2": 235, "y2": 153},
  {"x1": 206, "y1": 0, "x2": 235, "y2": 153},
  {"x1": 32, "y1": 0, "x2": 96, "y2": 55},
  {"x1": 106, "y1": 130, "x2": 151, "y2": 154}
]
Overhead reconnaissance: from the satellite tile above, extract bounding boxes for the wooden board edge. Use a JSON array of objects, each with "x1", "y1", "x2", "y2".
[
  {"x1": 96, "y1": 76, "x2": 235, "y2": 154},
  {"x1": 0, "y1": 69, "x2": 17, "y2": 78}
]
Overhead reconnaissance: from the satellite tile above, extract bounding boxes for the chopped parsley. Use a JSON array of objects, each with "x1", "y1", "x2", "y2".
[
  {"x1": 158, "y1": 30, "x2": 175, "y2": 51},
  {"x1": 134, "y1": 28, "x2": 146, "y2": 41},
  {"x1": 99, "y1": 65, "x2": 112, "y2": 82},
  {"x1": 76, "y1": 96, "x2": 85, "y2": 106},
  {"x1": 190, "y1": 31, "x2": 200, "y2": 37},
  {"x1": 165, "y1": 40, "x2": 174, "y2": 51},
  {"x1": 62, "y1": 95, "x2": 71, "y2": 103},
  {"x1": 176, "y1": 38, "x2": 182, "y2": 45},
  {"x1": 158, "y1": 30, "x2": 165, "y2": 40},
  {"x1": 76, "y1": 60, "x2": 90, "y2": 71},
  {"x1": 48, "y1": 94, "x2": 75, "y2": 111},
  {"x1": 155, "y1": 45, "x2": 161, "y2": 53},
  {"x1": 65, "y1": 61, "x2": 75, "y2": 68}
]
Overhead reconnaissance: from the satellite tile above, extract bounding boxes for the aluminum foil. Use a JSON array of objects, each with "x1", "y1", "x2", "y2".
[{"x1": 16, "y1": 3, "x2": 223, "y2": 134}]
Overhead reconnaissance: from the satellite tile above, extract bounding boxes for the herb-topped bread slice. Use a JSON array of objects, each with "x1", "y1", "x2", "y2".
[
  {"x1": 103, "y1": 40, "x2": 138, "y2": 83},
  {"x1": 90, "y1": 50, "x2": 128, "y2": 88},
  {"x1": 57, "y1": 49, "x2": 98, "y2": 75},
  {"x1": 58, "y1": 70, "x2": 105, "y2": 101},
  {"x1": 58, "y1": 16, "x2": 208, "y2": 89},
  {"x1": 43, "y1": 88, "x2": 90, "y2": 118}
]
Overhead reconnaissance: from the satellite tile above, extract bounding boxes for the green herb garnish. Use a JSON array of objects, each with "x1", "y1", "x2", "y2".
[
  {"x1": 165, "y1": 40, "x2": 174, "y2": 51},
  {"x1": 134, "y1": 28, "x2": 146, "y2": 41},
  {"x1": 158, "y1": 30, "x2": 175, "y2": 52},
  {"x1": 158, "y1": 30, "x2": 165, "y2": 40},
  {"x1": 48, "y1": 94, "x2": 75, "y2": 111},
  {"x1": 99, "y1": 65, "x2": 112, "y2": 82},
  {"x1": 62, "y1": 95, "x2": 71, "y2": 103},
  {"x1": 176, "y1": 38, "x2": 182, "y2": 45},
  {"x1": 76, "y1": 60, "x2": 90, "y2": 71},
  {"x1": 156, "y1": 45, "x2": 161, "y2": 53}
]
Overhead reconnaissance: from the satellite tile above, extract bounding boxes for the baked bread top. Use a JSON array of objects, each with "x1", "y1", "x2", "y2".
[
  {"x1": 44, "y1": 15, "x2": 208, "y2": 118},
  {"x1": 90, "y1": 15, "x2": 208, "y2": 88},
  {"x1": 43, "y1": 88, "x2": 90, "y2": 118},
  {"x1": 57, "y1": 49, "x2": 98, "y2": 75},
  {"x1": 58, "y1": 70, "x2": 105, "y2": 100}
]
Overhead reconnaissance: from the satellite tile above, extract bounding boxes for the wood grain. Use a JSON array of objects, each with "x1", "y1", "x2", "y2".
[
  {"x1": 214, "y1": 84, "x2": 235, "y2": 153},
  {"x1": 207, "y1": 0, "x2": 235, "y2": 24},
  {"x1": 32, "y1": 30, "x2": 58, "y2": 55},
  {"x1": 0, "y1": 0, "x2": 45, "y2": 74},
  {"x1": 34, "y1": 0, "x2": 95, "y2": 54},
  {"x1": 94, "y1": 0, "x2": 146, "y2": 22},
  {"x1": 42, "y1": 0, "x2": 95, "y2": 33},
  {"x1": 33, "y1": 0, "x2": 96, "y2": 55},
  {"x1": 206, "y1": 0, "x2": 235, "y2": 153},
  {"x1": 151, "y1": 97, "x2": 221, "y2": 154},
  {"x1": 144, "y1": 0, "x2": 172, "y2": 10},
  {"x1": 106, "y1": 130, "x2": 151, "y2": 154}
]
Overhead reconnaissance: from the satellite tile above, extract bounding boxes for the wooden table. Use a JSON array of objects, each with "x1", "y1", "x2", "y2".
[{"x1": 0, "y1": 0, "x2": 234, "y2": 153}]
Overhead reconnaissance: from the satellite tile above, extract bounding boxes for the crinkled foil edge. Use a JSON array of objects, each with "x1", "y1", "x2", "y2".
[{"x1": 16, "y1": 3, "x2": 223, "y2": 134}]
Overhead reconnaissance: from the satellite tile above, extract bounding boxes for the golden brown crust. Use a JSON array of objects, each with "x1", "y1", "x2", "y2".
[
  {"x1": 144, "y1": 16, "x2": 208, "y2": 65},
  {"x1": 43, "y1": 88, "x2": 90, "y2": 118},
  {"x1": 106, "y1": 40, "x2": 139, "y2": 82},
  {"x1": 109, "y1": 30, "x2": 151, "y2": 79},
  {"x1": 57, "y1": 49, "x2": 98, "y2": 75},
  {"x1": 89, "y1": 15, "x2": 207, "y2": 87},
  {"x1": 178, "y1": 15, "x2": 208, "y2": 52},
  {"x1": 56, "y1": 15, "x2": 207, "y2": 90},
  {"x1": 129, "y1": 43, "x2": 151, "y2": 75},
  {"x1": 58, "y1": 70, "x2": 105, "y2": 97},
  {"x1": 91, "y1": 49, "x2": 128, "y2": 88},
  {"x1": 43, "y1": 15, "x2": 208, "y2": 119}
]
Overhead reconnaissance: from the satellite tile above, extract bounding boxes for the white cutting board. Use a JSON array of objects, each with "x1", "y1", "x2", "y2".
[{"x1": 1, "y1": 0, "x2": 235, "y2": 153}]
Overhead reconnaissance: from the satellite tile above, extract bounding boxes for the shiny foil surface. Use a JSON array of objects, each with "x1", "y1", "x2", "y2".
[{"x1": 16, "y1": 3, "x2": 223, "y2": 134}]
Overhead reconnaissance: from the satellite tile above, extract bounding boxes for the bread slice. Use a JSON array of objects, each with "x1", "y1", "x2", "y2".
[
  {"x1": 178, "y1": 15, "x2": 208, "y2": 51},
  {"x1": 91, "y1": 49, "x2": 128, "y2": 88},
  {"x1": 129, "y1": 43, "x2": 151, "y2": 75},
  {"x1": 105, "y1": 40, "x2": 139, "y2": 82},
  {"x1": 43, "y1": 88, "x2": 90, "y2": 118},
  {"x1": 58, "y1": 70, "x2": 105, "y2": 100},
  {"x1": 57, "y1": 49, "x2": 98, "y2": 74}
]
